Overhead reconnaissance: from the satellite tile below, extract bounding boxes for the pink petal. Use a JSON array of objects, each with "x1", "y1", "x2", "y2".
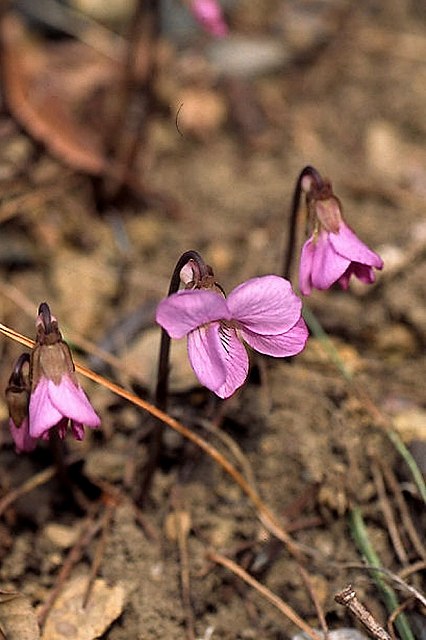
[
  {"x1": 190, "y1": 0, "x2": 228, "y2": 37},
  {"x1": 227, "y1": 276, "x2": 302, "y2": 336},
  {"x1": 29, "y1": 378, "x2": 64, "y2": 438},
  {"x1": 240, "y1": 316, "x2": 309, "y2": 357},
  {"x1": 71, "y1": 422, "x2": 85, "y2": 441},
  {"x1": 9, "y1": 418, "x2": 37, "y2": 453},
  {"x1": 187, "y1": 323, "x2": 227, "y2": 393},
  {"x1": 329, "y1": 222, "x2": 384, "y2": 268},
  {"x1": 156, "y1": 290, "x2": 230, "y2": 339},
  {"x1": 56, "y1": 418, "x2": 69, "y2": 440},
  {"x1": 299, "y1": 238, "x2": 315, "y2": 295},
  {"x1": 215, "y1": 326, "x2": 249, "y2": 399},
  {"x1": 310, "y1": 231, "x2": 350, "y2": 290},
  {"x1": 338, "y1": 262, "x2": 376, "y2": 289},
  {"x1": 187, "y1": 323, "x2": 249, "y2": 398},
  {"x1": 47, "y1": 376, "x2": 100, "y2": 428}
]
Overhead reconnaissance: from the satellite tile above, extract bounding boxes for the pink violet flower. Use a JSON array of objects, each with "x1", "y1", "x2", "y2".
[
  {"x1": 156, "y1": 275, "x2": 308, "y2": 399},
  {"x1": 299, "y1": 194, "x2": 384, "y2": 295},
  {"x1": 28, "y1": 303, "x2": 100, "y2": 441},
  {"x1": 189, "y1": 0, "x2": 228, "y2": 37}
]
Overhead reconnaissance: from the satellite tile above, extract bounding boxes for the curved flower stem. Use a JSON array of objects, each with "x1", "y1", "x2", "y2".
[
  {"x1": 156, "y1": 250, "x2": 211, "y2": 410},
  {"x1": 38, "y1": 301, "x2": 53, "y2": 333},
  {"x1": 0, "y1": 321, "x2": 300, "y2": 557},
  {"x1": 139, "y1": 250, "x2": 211, "y2": 502},
  {"x1": 8, "y1": 351, "x2": 30, "y2": 386},
  {"x1": 282, "y1": 165, "x2": 324, "y2": 281}
]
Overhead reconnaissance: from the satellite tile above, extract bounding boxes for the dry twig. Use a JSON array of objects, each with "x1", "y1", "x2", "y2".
[
  {"x1": 335, "y1": 585, "x2": 391, "y2": 640},
  {"x1": 207, "y1": 550, "x2": 322, "y2": 640},
  {"x1": 172, "y1": 488, "x2": 195, "y2": 640},
  {"x1": 371, "y1": 460, "x2": 409, "y2": 565},
  {"x1": 37, "y1": 508, "x2": 104, "y2": 629},
  {"x1": 379, "y1": 461, "x2": 426, "y2": 562}
]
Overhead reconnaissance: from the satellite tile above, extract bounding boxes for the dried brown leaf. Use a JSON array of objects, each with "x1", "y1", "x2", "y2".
[
  {"x1": 0, "y1": 13, "x2": 107, "y2": 175},
  {"x1": 0, "y1": 590, "x2": 41, "y2": 640},
  {"x1": 41, "y1": 576, "x2": 125, "y2": 640}
]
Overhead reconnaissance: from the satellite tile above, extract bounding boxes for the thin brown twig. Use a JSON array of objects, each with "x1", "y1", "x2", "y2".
[
  {"x1": 298, "y1": 564, "x2": 328, "y2": 637},
  {"x1": 387, "y1": 598, "x2": 415, "y2": 640},
  {"x1": 371, "y1": 459, "x2": 409, "y2": 565},
  {"x1": 89, "y1": 477, "x2": 159, "y2": 542},
  {"x1": 335, "y1": 585, "x2": 391, "y2": 640},
  {"x1": 398, "y1": 560, "x2": 426, "y2": 580},
  {"x1": 207, "y1": 550, "x2": 322, "y2": 640},
  {"x1": 379, "y1": 460, "x2": 426, "y2": 562},
  {"x1": 0, "y1": 319, "x2": 300, "y2": 553},
  {"x1": 337, "y1": 563, "x2": 426, "y2": 609},
  {"x1": 0, "y1": 179, "x2": 74, "y2": 225},
  {"x1": 197, "y1": 418, "x2": 257, "y2": 492},
  {"x1": 37, "y1": 509, "x2": 103, "y2": 629},
  {"x1": 0, "y1": 466, "x2": 56, "y2": 517},
  {"x1": 0, "y1": 281, "x2": 148, "y2": 386},
  {"x1": 83, "y1": 500, "x2": 116, "y2": 608},
  {"x1": 172, "y1": 487, "x2": 196, "y2": 640},
  {"x1": 0, "y1": 322, "x2": 324, "y2": 630}
]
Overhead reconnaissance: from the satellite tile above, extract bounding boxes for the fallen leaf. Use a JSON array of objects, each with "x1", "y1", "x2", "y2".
[
  {"x1": 41, "y1": 576, "x2": 125, "y2": 640},
  {"x1": 0, "y1": 590, "x2": 41, "y2": 640},
  {"x1": 0, "y1": 13, "x2": 107, "y2": 175}
]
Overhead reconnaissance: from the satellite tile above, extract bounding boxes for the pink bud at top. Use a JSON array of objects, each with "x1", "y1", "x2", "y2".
[
  {"x1": 180, "y1": 261, "x2": 196, "y2": 286},
  {"x1": 157, "y1": 275, "x2": 308, "y2": 398},
  {"x1": 190, "y1": 0, "x2": 228, "y2": 37}
]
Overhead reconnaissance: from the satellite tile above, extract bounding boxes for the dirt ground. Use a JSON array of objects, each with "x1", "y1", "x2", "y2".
[{"x1": 0, "y1": 1, "x2": 425, "y2": 639}]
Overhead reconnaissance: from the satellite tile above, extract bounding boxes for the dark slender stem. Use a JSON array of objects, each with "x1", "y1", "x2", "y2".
[
  {"x1": 100, "y1": 0, "x2": 162, "y2": 207},
  {"x1": 156, "y1": 250, "x2": 209, "y2": 410},
  {"x1": 48, "y1": 427, "x2": 75, "y2": 502},
  {"x1": 138, "y1": 251, "x2": 209, "y2": 503},
  {"x1": 282, "y1": 165, "x2": 324, "y2": 281}
]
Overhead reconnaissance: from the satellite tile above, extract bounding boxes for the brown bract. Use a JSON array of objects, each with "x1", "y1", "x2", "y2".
[{"x1": 31, "y1": 340, "x2": 76, "y2": 388}]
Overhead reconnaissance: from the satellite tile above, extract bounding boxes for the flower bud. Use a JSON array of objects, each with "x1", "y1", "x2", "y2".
[{"x1": 5, "y1": 353, "x2": 30, "y2": 428}]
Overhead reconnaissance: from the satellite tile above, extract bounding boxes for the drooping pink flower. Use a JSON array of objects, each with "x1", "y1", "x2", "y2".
[
  {"x1": 299, "y1": 194, "x2": 383, "y2": 295},
  {"x1": 29, "y1": 374, "x2": 100, "y2": 440},
  {"x1": 28, "y1": 302, "x2": 100, "y2": 441},
  {"x1": 5, "y1": 353, "x2": 36, "y2": 453},
  {"x1": 190, "y1": 0, "x2": 228, "y2": 37},
  {"x1": 156, "y1": 275, "x2": 308, "y2": 398}
]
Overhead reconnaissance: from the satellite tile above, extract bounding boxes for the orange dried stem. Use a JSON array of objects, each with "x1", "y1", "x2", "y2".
[{"x1": 0, "y1": 323, "x2": 298, "y2": 555}]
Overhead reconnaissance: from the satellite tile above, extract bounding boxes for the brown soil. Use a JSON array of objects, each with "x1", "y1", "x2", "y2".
[{"x1": 0, "y1": 2, "x2": 425, "y2": 639}]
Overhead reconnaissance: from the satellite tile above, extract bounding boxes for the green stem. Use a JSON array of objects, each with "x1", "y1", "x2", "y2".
[
  {"x1": 350, "y1": 508, "x2": 415, "y2": 640},
  {"x1": 303, "y1": 305, "x2": 426, "y2": 505}
]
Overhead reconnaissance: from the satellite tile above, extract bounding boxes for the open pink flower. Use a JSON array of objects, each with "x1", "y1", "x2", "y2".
[
  {"x1": 299, "y1": 194, "x2": 383, "y2": 295},
  {"x1": 190, "y1": 0, "x2": 228, "y2": 37},
  {"x1": 156, "y1": 275, "x2": 308, "y2": 398}
]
